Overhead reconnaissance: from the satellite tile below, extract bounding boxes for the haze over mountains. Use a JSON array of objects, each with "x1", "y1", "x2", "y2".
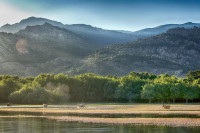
[
  {"x1": 132, "y1": 22, "x2": 200, "y2": 37},
  {"x1": 0, "y1": 17, "x2": 138, "y2": 46},
  {"x1": 1, "y1": 17, "x2": 200, "y2": 44},
  {"x1": 0, "y1": 17, "x2": 199, "y2": 77}
]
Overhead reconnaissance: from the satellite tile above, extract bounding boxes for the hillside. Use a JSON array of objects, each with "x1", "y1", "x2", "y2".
[
  {"x1": 68, "y1": 27, "x2": 200, "y2": 77},
  {"x1": 0, "y1": 23, "x2": 95, "y2": 76},
  {"x1": 16, "y1": 23, "x2": 96, "y2": 57},
  {"x1": 64, "y1": 24, "x2": 138, "y2": 46}
]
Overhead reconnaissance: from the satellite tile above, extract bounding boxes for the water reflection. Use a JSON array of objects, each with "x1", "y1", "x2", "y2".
[{"x1": 0, "y1": 118, "x2": 200, "y2": 133}]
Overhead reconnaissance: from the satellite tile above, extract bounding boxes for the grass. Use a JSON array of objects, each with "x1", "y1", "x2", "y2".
[
  {"x1": 1, "y1": 103, "x2": 200, "y2": 127},
  {"x1": 1, "y1": 104, "x2": 200, "y2": 114}
]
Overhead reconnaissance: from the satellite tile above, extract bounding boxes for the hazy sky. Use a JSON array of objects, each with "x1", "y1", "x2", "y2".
[{"x1": 0, "y1": 0, "x2": 200, "y2": 31}]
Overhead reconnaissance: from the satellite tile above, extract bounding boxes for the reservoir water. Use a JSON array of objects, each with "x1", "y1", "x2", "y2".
[{"x1": 1, "y1": 117, "x2": 200, "y2": 133}]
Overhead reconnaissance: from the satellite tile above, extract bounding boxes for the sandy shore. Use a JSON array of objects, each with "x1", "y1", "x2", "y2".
[{"x1": 1, "y1": 115, "x2": 200, "y2": 127}]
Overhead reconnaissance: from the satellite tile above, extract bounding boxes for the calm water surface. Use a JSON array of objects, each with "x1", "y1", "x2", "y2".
[{"x1": 0, "y1": 117, "x2": 200, "y2": 133}]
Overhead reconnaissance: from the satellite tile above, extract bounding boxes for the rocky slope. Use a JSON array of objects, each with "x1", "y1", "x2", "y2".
[{"x1": 68, "y1": 27, "x2": 200, "y2": 77}]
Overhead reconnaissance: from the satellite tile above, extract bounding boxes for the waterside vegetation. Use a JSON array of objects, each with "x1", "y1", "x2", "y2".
[{"x1": 0, "y1": 70, "x2": 199, "y2": 104}]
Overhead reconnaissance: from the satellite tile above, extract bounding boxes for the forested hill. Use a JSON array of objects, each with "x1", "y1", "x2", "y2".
[{"x1": 69, "y1": 27, "x2": 200, "y2": 77}]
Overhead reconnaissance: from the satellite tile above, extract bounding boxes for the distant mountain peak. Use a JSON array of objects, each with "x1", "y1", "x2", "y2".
[
  {"x1": 18, "y1": 22, "x2": 64, "y2": 34},
  {"x1": 71, "y1": 24, "x2": 93, "y2": 27},
  {"x1": 184, "y1": 22, "x2": 194, "y2": 24},
  {"x1": 27, "y1": 16, "x2": 38, "y2": 19},
  {"x1": 3, "y1": 23, "x2": 11, "y2": 26},
  {"x1": 42, "y1": 22, "x2": 55, "y2": 27},
  {"x1": 132, "y1": 22, "x2": 200, "y2": 37},
  {"x1": 0, "y1": 16, "x2": 65, "y2": 33},
  {"x1": 66, "y1": 23, "x2": 102, "y2": 31},
  {"x1": 20, "y1": 16, "x2": 48, "y2": 22}
]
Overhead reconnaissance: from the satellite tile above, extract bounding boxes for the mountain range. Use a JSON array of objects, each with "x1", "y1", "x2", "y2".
[
  {"x1": 1, "y1": 17, "x2": 200, "y2": 45},
  {"x1": 132, "y1": 22, "x2": 200, "y2": 37},
  {"x1": 0, "y1": 17, "x2": 199, "y2": 77},
  {"x1": 0, "y1": 17, "x2": 138, "y2": 46}
]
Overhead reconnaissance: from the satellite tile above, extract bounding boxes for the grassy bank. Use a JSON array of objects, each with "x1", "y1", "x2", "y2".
[{"x1": 1, "y1": 104, "x2": 200, "y2": 127}]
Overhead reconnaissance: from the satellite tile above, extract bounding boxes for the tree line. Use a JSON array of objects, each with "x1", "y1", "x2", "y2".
[{"x1": 0, "y1": 70, "x2": 199, "y2": 104}]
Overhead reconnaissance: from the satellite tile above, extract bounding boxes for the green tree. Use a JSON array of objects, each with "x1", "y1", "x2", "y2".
[
  {"x1": 9, "y1": 82, "x2": 51, "y2": 104},
  {"x1": 0, "y1": 78, "x2": 21, "y2": 102},
  {"x1": 115, "y1": 77, "x2": 144, "y2": 102},
  {"x1": 141, "y1": 84, "x2": 157, "y2": 103}
]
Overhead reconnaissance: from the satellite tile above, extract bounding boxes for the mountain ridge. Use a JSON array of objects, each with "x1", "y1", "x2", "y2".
[
  {"x1": 133, "y1": 22, "x2": 200, "y2": 36},
  {"x1": 2, "y1": 17, "x2": 200, "y2": 45},
  {"x1": 0, "y1": 17, "x2": 139, "y2": 46}
]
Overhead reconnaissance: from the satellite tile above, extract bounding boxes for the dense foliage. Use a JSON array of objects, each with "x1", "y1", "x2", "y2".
[{"x1": 0, "y1": 70, "x2": 199, "y2": 104}]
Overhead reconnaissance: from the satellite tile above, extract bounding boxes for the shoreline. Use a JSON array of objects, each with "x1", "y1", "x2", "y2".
[
  {"x1": 1, "y1": 107, "x2": 200, "y2": 115},
  {"x1": 1, "y1": 115, "x2": 200, "y2": 127},
  {"x1": 1, "y1": 104, "x2": 200, "y2": 127}
]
